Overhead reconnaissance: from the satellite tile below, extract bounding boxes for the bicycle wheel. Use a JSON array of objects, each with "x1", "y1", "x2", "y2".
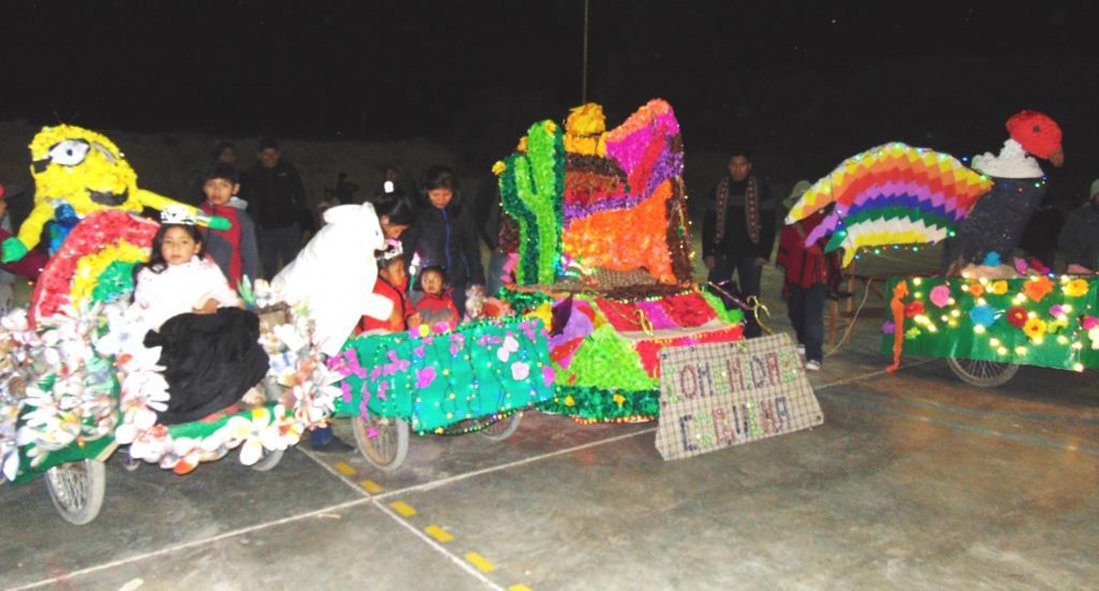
[
  {"x1": 45, "y1": 459, "x2": 107, "y2": 525},
  {"x1": 250, "y1": 448, "x2": 284, "y2": 472},
  {"x1": 478, "y1": 412, "x2": 523, "y2": 442},
  {"x1": 351, "y1": 415, "x2": 409, "y2": 471},
  {"x1": 946, "y1": 357, "x2": 1020, "y2": 388}
]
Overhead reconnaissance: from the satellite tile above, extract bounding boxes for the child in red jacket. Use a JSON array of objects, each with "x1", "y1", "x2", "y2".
[
  {"x1": 776, "y1": 182, "x2": 839, "y2": 371},
  {"x1": 412, "y1": 265, "x2": 460, "y2": 331},
  {"x1": 358, "y1": 252, "x2": 420, "y2": 335}
]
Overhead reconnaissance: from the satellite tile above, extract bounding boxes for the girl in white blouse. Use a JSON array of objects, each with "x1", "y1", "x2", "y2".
[
  {"x1": 131, "y1": 223, "x2": 241, "y2": 332},
  {"x1": 132, "y1": 221, "x2": 269, "y2": 424}
]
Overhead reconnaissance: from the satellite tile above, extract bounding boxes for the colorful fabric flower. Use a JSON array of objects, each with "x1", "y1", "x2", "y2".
[
  {"x1": 965, "y1": 283, "x2": 985, "y2": 297},
  {"x1": 415, "y1": 367, "x2": 436, "y2": 389},
  {"x1": 968, "y1": 305, "x2": 998, "y2": 328},
  {"x1": 903, "y1": 301, "x2": 924, "y2": 318},
  {"x1": 1006, "y1": 307, "x2": 1029, "y2": 328},
  {"x1": 1022, "y1": 317, "x2": 1047, "y2": 340},
  {"x1": 1022, "y1": 276, "x2": 1054, "y2": 302},
  {"x1": 1063, "y1": 278, "x2": 1089, "y2": 298},
  {"x1": 511, "y1": 361, "x2": 530, "y2": 381},
  {"x1": 929, "y1": 285, "x2": 951, "y2": 308},
  {"x1": 881, "y1": 320, "x2": 895, "y2": 335},
  {"x1": 989, "y1": 280, "x2": 1009, "y2": 295}
]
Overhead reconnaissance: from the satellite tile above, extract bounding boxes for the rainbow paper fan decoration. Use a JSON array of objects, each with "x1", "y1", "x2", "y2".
[
  {"x1": 786, "y1": 143, "x2": 993, "y2": 266},
  {"x1": 31, "y1": 210, "x2": 158, "y2": 323}
]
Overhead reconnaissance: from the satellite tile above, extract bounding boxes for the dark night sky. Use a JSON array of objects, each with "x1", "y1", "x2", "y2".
[{"x1": 4, "y1": 1, "x2": 1098, "y2": 199}]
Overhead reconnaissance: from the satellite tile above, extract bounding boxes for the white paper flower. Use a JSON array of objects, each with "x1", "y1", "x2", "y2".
[
  {"x1": 273, "y1": 323, "x2": 307, "y2": 352},
  {"x1": 129, "y1": 425, "x2": 171, "y2": 463},
  {"x1": 0, "y1": 402, "x2": 20, "y2": 481},
  {"x1": 224, "y1": 406, "x2": 287, "y2": 465}
]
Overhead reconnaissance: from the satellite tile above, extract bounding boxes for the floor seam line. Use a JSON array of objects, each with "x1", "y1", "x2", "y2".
[
  {"x1": 371, "y1": 497, "x2": 506, "y2": 591},
  {"x1": 370, "y1": 363, "x2": 918, "y2": 499},
  {"x1": 5, "y1": 496, "x2": 374, "y2": 591},
  {"x1": 5, "y1": 360, "x2": 934, "y2": 590},
  {"x1": 294, "y1": 445, "x2": 372, "y2": 497},
  {"x1": 374, "y1": 427, "x2": 658, "y2": 500}
]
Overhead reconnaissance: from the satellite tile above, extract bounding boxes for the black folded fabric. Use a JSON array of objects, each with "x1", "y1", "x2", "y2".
[{"x1": 146, "y1": 307, "x2": 270, "y2": 425}]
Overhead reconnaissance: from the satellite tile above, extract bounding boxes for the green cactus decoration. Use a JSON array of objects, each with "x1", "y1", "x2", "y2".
[{"x1": 496, "y1": 120, "x2": 565, "y2": 285}]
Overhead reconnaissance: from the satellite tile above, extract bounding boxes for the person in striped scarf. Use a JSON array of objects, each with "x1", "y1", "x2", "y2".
[{"x1": 702, "y1": 150, "x2": 777, "y2": 337}]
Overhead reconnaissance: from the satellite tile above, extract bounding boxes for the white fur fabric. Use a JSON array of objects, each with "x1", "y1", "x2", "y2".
[{"x1": 272, "y1": 203, "x2": 393, "y2": 356}]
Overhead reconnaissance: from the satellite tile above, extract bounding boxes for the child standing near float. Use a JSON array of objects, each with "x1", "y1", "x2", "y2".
[
  {"x1": 200, "y1": 163, "x2": 259, "y2": 289},
  {"x1": 131, "y1": 212, "x2": 269, "y2": 424},
  {"x1": 359, "y1": 249, "x2": 421, "y2": 334},
  {"x1": 400, "y1": 165, "x2": 484, "y2": 316},
  {"x1": 412, "y1": 265, "x2": 460, "y2": 330},
  {"x1": 776, "y1": 181, "x2": 839, "y2": 371}
]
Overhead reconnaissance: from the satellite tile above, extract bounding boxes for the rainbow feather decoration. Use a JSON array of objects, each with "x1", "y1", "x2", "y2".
[
  {"x1": 31, "y1": 210, "x2": 158, "y2": 324},
  {"x1": 786, "y1": 143, "x2": 993, "y2": 266}
]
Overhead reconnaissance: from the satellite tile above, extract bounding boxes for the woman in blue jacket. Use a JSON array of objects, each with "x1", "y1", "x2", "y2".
[{"x1": 401, "y1": 165, "x2": 484, "y2": 317}]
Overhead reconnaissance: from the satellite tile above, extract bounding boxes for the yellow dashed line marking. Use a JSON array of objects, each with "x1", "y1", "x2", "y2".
[
  {"x1": 359, "y1": 479, "x2": 384, "y2": 494},
  {"x1": 508, "y1": 585, "x2": 533, "y2": 591},
  {"x1": 424, "y1": 524, "x2": 454, "y2": 543},
  {"x1": 390, "y1": 501, "x2": 417, "y2": 517},
  {"x1": 333, "y1": 462, "x2": 356, "y2": 476},
  {"x1": 465, "y1": 551, "x2": 497, "y2": 573}
]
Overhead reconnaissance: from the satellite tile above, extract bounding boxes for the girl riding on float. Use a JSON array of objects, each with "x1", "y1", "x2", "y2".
[{"x1": 130, "y1": 209, "x2": 269, "y2": 424}]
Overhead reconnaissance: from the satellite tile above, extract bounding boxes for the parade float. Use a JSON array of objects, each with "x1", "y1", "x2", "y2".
[
  {"x1": 492, "y1": 100, "x2": 747, "y2": 423},
  {"x1": 784, "y1": 111, "x2": 1097, "y2": 385},
  {"x1": 301, "y1": 203, "x2": 559, "y2": 471},
  {"x1": 0, "y1": 125, "x2": 337, "y2": 524}
]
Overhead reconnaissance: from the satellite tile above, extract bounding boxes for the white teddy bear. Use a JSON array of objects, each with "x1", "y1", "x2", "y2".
[{"x1": 272, "y1": 203, "x2": 393, "y2": 356}]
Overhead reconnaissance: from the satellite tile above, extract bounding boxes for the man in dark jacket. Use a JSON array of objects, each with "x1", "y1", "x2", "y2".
[
  {"x1": 243, "y1": 138, "x2": 307, "y2": 278},
  {"x1": 1058, "y1": 180, "x2": 1099, "y2": 274},
  {"x1": 702, "y1": 151, "x2": 776, "y2": 337}
]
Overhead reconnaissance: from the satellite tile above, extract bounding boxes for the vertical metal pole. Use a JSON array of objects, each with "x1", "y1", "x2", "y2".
[{"x1": 582, "y1": 0, "x2": 590, "y2": 103}]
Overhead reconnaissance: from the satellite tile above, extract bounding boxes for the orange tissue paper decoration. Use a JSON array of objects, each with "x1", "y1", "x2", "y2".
[{"x1": 1022, "y1": 275, "x2": 1054, "y2": 302}]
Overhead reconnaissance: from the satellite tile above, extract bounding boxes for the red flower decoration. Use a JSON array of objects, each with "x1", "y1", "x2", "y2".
[
  {"x1": 1006, "y1": 306, "x2": 1028, "y2": 328},
  {"x1": 903, "y1": 301, "x2": 924, "y2": 318}
]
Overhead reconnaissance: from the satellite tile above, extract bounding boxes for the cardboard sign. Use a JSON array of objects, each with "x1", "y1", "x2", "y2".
[{"x1": 655, "y1": 333, "x2": 824, "y2": 461}]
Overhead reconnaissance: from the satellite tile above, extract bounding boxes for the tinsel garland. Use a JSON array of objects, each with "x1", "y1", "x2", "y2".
[
  {"x1": 498, "y1": 288, "x2": 555, "y2": 315},
  {"x1": 539, "y1": 385, "x2": 660, "y2": 422},
  {"x1": 498, "y1": 121, "x2": 565, "y2": 285},
  {"x1": 699, "y1": 289, "x2": 746, "y2": 325}
]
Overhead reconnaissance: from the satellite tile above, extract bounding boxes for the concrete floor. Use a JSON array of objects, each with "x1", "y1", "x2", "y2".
[{"x1": 2, "y1": 265, "x2": 1097, "y2": 590}]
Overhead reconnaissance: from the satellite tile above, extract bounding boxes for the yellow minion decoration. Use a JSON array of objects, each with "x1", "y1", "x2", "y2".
[{"x1": 1, "y1": 124, "x2": 229, "y2": 262}]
